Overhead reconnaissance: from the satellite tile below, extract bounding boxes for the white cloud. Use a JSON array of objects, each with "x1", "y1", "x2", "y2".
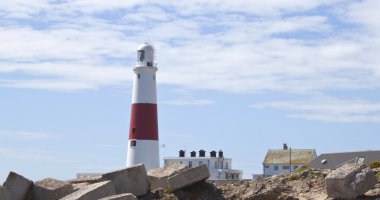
[
  {"x1": 252, "y1": 96, "x2": 380, "y2": 123},
  {"x1": 0, "y1": 130, "x2": 63, "y2": 140},
  {"x1": 162, "y1": 98, "x2": 215, "y2": 106},
  {"x1": 162, "y1": 133, "x2": 193, "y2": 138},
  {"x1": 0, "y1": 0, "x2": 379, "y2": 123},
  {"x1": 0, "y1": 147, "x2": 76, "y2": 163}
]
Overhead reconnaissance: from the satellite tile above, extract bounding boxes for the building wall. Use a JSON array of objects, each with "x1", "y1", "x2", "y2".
[
  {"x1": 263, "y1": 163, "x2": 304, "y2": 176},
  {"x1": 263, "y1": 151, "x2": 318, "y2": 176},
  {"x1": 164, "y1": 157, "x2": 242, "y2": 180}
]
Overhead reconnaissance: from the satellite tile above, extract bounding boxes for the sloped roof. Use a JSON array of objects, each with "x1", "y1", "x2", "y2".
[
  {"x1": 263, "y1": 149, "x2": 316, "y2": 165},
  {"x1": 308, "y1": 150, "x2": 380, "y2": 169}
]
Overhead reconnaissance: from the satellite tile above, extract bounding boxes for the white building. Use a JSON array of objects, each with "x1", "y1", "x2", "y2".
[
  {"x1": 263, "y1": 144, "x2": 317, "y2": 177},
  {"x1": 164, "y1": 150, "x2": 243, "y2": 180}
]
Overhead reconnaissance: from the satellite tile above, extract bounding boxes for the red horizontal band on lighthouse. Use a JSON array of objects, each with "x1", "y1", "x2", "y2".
[{"x1": 129, "y1": 103, "x2": 158, "y2": 140}]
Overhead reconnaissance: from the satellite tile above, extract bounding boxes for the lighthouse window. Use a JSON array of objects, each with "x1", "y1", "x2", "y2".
[
  {"x1": 153, "y1": 75, "x2": 155, "y2": 80},
  {"x1": 130, "y1": 140, "x2": 136, "y2": 146},
  {"x1": 132, "y1": 128, "x2": 136, "y2": 133},
  {"x1": 138, "y1": 50, "x2": 145, "y2": 61},
  {"x1": 137, "y1": 74, "x2": 140, "y2": 79},
  {"x1": 147, "y1": 62, "x2": 152, "y2": 67}
]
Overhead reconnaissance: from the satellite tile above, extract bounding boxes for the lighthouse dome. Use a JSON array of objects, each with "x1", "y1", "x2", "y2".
[{"x1": 137, "y1": 42, "x2": 155, "y2": 67}]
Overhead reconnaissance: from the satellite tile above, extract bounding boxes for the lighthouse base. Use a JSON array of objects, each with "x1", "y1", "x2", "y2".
[{"x1": 126, "y1": 139, "x2": 159, "y2": 171}]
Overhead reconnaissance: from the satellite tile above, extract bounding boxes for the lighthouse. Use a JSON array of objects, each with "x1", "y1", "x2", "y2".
[{"x1": 126, "y1": 42, "x2": 160, "y2": 170}]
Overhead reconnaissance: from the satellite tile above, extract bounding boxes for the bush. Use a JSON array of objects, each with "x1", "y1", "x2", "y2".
[
  {"x1": 376, "y1": 172, "x2": 380, "y2": 180},
  {"x1": 164, "y1": 188, "x2": 173, "y2": 194},
  {"x1": 288, "y1": 174, "x2": 298, "y2": 181},
  {"x1": 369, "y1": 161, "x2": 380, "y2": 169},
  {"x1": 293, "y1": 165, "x2": 309, "y2": 173}
]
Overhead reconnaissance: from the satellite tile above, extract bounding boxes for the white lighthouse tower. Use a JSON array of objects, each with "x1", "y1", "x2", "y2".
[{"x1": 126, "y1": 42, "x2": 160, "y2": 170}]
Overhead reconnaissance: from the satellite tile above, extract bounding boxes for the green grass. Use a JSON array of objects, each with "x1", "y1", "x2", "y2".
[
  {"x1": 376, "y1": 172, "x2": 380, "y2": 180},
  {"x1": 369, "y1": 161, "x2": 380, "y2": 169},
  {"x1": 293, "y1": 165, "x2": 309, "y2": 173},
  {"x1": 164, "y1": 188, "x2": 173, "y2": 194},
  {"x1": 288, "y1": 174, "x2": 299, "y2": 181}
]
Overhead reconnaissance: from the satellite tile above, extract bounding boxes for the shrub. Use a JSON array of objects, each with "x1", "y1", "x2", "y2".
[
  {"x1": 293, "y1": 165, "x2": 309, "y2": 173},
  {"x1": 288, "y1": 174, "x2": 298, "y2": 181},
  {"x1": 164, "y1": 188, "x2": 173, "y2": 194},
  {"x1": 369, "y1": 161, "x2": 380, "y2": 169},
  {"x1": 376, "y1": 172, "x2": 380, "y2": 180}
]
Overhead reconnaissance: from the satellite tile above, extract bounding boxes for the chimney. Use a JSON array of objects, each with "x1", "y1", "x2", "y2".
[
  {"x1": 218, "y1": 150, "x2": 223, "y2": 158},
  {"x1": 179, "y1": 150, "x2": 185, "y2": 157},
  {"x1": 210, "y1": 150, "x2": 217, "y2": 157},
  {"x1": 199, "y1": 150, "x2": 206, "y2": 157},
  {"x1": 190, "y1": 151, "x2": 196, "y2": 157},
  {"x1": 283, "y1": 143, "x2": 288, "y2": 150}
]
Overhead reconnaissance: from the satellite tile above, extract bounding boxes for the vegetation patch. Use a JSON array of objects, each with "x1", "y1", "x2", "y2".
[
  {"x1": 288, "y1": 174, "x2": 299, "y2": 181},
  {"x1": 164, "y1": 188, "x2": 173, "y2": 194},
  {"x1": 293, "y1": 166, "x2": 309, "y2": 173},
  {"x1": 376, "y1": 172, "x2": 380, "y2": 180},
  {"x1": 369, "y1": 161, "x2": 380, "y2": 169}
]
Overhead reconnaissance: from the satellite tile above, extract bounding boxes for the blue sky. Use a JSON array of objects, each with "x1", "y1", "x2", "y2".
[{"x1": 1, "y1": 0, "x2": 380, "y2": 181}]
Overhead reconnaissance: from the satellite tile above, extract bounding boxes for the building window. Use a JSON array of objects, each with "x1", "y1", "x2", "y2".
[
  {"x1": 130, "y1": 140, "x2": 136, "y2": 147},
  {"x1": 137, "y1": 74, "x2": 140, "y2": 79},
  {"x1": 283, "y1": 166, "x2": 290, "y2": 170},
  {"x1": 214, "y1": 161, "x2": 218, "y2": 169},
  {"x1": 293, "y1": 165, "x2": 298, "y2": 170},
  {"x1": 265, "y1": 165, "x2": 269, "y2": 168},
  {"x1": 180, "y1": 161, "x2": 182, "y2": 164},
  {"x1": 199, "y1": 161, "x2": 203, "y2": 166},
  {"x1": 138, "y1": 50, "x2": 144, "y2": 61},
  {"x1": 225, "y1": 162, "x2": 228, "y2": 169},
  {"x1": 357, "y1": 157, "x2": 366, "y2": 164},
  {"x1": 274, "y1": 166, "x2": 279, "y2": 171},
  {"x1": 189, "y1": 161, "x2": 192, "y2": 168},
  {"x1": 132, "y1": 128, "x2": 136, "y2": 133}
]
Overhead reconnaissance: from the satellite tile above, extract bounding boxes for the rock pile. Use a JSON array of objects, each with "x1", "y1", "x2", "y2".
[
  {"x1": 0, "y1": 163, "x2": 210, "y2": 200},
  {"x1": 325, "y1": 163, "x2": 377, "y2": 198},
  {"x1": 0, "y1": 163, "x2": 379, "y2": 200}
]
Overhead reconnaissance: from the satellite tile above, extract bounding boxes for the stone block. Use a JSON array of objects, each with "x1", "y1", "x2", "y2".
[
  {"x1": 33, "y1": 178, "x2": 74, "y2": 200},
  {"x1": 3, "y1": 171, "x2": 33, "y2": 200},
  {"x1": 325, "y1": 163, "x2": 377, "y2": 198},
  {"x1": 98, "y1": 193, "x2": 137, "y2": 200},
  {"x1": 167, "y1": 164, "x2": 210, "y2": 191},
  {"x1": 0, "y1": 185, "x2": 10, "y2": 200},
  {"x1": 59, "y1": 180, "x2": 116, "y2": 200},
  {"x1": 102, "y1": 164, "x2": 148, "y2": 196},
  {"x1": 148, "y1": 162, "x2": 188, "y2": 190}
]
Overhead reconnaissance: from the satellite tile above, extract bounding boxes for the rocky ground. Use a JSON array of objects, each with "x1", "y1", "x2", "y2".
[
  {"x1": 1, "y1": 164, "x2": 379, "y2": 200},
  {"x1": 141, "y1": 168, "x2": 380, "y2": 200}
]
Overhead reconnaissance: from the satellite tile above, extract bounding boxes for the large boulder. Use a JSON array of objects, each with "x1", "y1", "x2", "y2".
[
  {"x1": 3, "y1": 171, "x2": 33, "y2": 200},
  {"x1": 98, "y1": 193, "x2": 137, "y2": 200},
  {"x1": 325, "y1": 163, "x2": 377, "y2": 198},
  {"x1": 167, "y1": 164, "x2": 210, "y2": 191},
  {"x1": 147, "y1": 163, "x2": 188, "y2": 190},
  {"x1": 0, "y1": 185, "x2": 10, "y2": 200},
  {"x1": 102, "y1": 164, "x2": 148, "y2": 196},
  {"x1": 33, "y1": 178, "x2": 74, "y2": 200},
  {"x1": 59, "y1": 180, "x2": 116, "y2": 200}
]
